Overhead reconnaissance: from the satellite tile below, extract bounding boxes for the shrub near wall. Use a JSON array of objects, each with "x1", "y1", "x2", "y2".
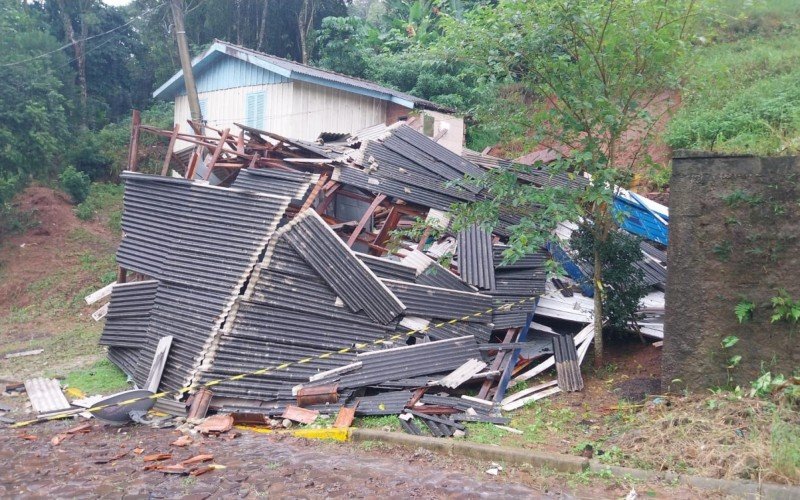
[{"x1": 664, "y1": 152, "x2": 800, "y2": 389}]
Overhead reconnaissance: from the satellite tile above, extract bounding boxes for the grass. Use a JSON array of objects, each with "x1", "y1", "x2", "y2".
[
  {"x1": 666, "y1": 1, "x2": 800, "y2": 155},
  {"x1": 63, "y1": 359, "x2": 129, "y2": 394},
  {"x1": 0, "y1": 325, "x2": 107, "y2": 381},
  {"x1": 771, "y1": 410, "x2": 800, "y2": 482},
  {"x1": 356, "y1": 415, "x2": 402, "y2": 431},
  {"x1": 74, "y1": 182, "x2": 124, "y2": 234}
]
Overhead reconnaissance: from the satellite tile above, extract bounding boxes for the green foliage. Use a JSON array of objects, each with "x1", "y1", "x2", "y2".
[
  {"x1": 770, "y1": 289, "x2": 800, "y2": 324},
  {"x1": 59, "y1": 166, "x2": 91, "y2": 204},
  {"x1": 666, "y1": 2, "x2": 800, "y2": 155},
  {"x1": 316, "y1": 17, "x2": 373, "y2": 78},
  {"x1": 0, "y1": 0, "x2": 71, "y2": 203},
  {"x1": 734, "y1": 300, "x2": 756, "y2": 323},
  {"x1": 750, "y1": 371, "x2": 784, "y2": 397},
  {"x1": 722, "y1": 189, "x2": 763, "y2": 208},
  {"x1": 721, "y1": 335, "x2": 740, "y2": 349},
  {"x1": 74, "y1": 182, "x2": 124, "y2": 223},
  {"x1": 570, "y1": 227, "x2": 648, "y2": 330}
]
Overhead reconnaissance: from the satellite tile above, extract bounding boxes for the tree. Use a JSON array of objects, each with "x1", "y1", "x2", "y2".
[
  {"x1": 440, "y1": 0, "x2": 698, "y2": 365},
  {"x1": 0, "y1": 0, "x2": 70, "y2": 203},
  {"x1": 52, "y1": 0, "x2": 94, "y2": 129}
]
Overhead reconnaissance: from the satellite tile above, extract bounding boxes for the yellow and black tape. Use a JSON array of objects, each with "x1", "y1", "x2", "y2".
[{"x1": 11, "y1": 295, "x2": 542, "y2": 428}]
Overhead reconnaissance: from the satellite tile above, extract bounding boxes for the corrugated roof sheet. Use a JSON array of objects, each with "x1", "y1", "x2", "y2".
[
  {"x1": 99, "y1": 280, "x2": 158, "y2": 348},
  {"x1": 113, "y1": 173, "x2": 292, "y2": 393},
  {"x1": 457, "y1": 224, "x2": 496, "y2": 290},
  {"x1": 352, "y1": 390, "x2": 413, "y2": 416},
  {"x1": 118, "y1": 172, "x2": 290, "y2": 294},
  {"x1": 402, "y1": 250, "x2": 474, "y2": 292},
  {"x1": 107, "y1": 346, "x2": 141, "y2": 379},
  {"x1": 355, "y1": 253, "x2": 417, "y2": 282},
  {"x1": 133, "y1": 282, "x2": 233, "y2": 391},
  {"x1": 279, "y1": 209, "x2": 405, "y2": 324},
  {"x1": 382, "y1": 280, "x2": 492, "y2": 324},
  {"x1": 333, "y1": 164, "x2": 460, "y2": 212},
  {"x1": 231, "y1": 168, "x2": 319, "y2": 202},
  {"x1": 312, "y1": 336, "x2": 481, "y2": 389}
]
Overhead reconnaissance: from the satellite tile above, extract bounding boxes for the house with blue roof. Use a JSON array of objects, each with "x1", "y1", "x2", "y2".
[{"x1": 153, "y1": 40, "x2": 465, "y2": 152}]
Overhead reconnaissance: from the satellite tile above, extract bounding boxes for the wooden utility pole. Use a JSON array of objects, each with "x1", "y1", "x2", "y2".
[{"x1": 170, "y1": 0, "x2": 203, "y2": 133}]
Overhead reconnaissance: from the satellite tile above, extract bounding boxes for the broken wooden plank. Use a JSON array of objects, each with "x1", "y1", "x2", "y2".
[
  {"x1": 91, "y1": 303, "x2": 109, "y2": 321},
  {"x1": 84, "y1": 282, "x2": 116, "y2": 305},
  {"x1": 143, "y1": 336, "x2": 173, "y2": 393},
  {"x1": 435, "y1": 359, "x2": 488, "y2": 389},
  {"x1": 501, "y1": 380, "x2": 559, "y2": 406},
  {"x1": 5, "y1": 349, "x2": 43, "y2": 359},
  {"x1": 502, "y1": 386, "x2": 562, "y2": 411}
]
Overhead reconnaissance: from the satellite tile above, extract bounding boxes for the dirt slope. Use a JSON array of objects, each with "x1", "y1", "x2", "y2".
[{"x1": 0, "y1": 186, "x2": 120, "y2": 345}]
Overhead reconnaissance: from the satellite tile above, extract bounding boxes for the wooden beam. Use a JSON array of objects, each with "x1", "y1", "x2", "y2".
[
  {"x1": 185, "y1": 149, "x2": 200, "y2": 180},
  {"x1": 372, "y1": 206, "x2": 401, "y2": 252},
  {"x1": 203, "y1": 128, "x2": 230, "y2": 180},
  {"x1": 127, "y1": 110, "x2": 141, "y2": 172},
  {"x1": 316, "y1": 183, "x2": 341, "y2": 215},
  {"x1": 347, "y1": 194, "x2": 387, "y2": 247},
  {"x1": 300, "y1": 173, "x2": 329, "y2": 212},
  {"x1": 160, "y1": 123, "x2": 180, "y2": 176},
  {"x1": 478, "y1": 328, "x2": 517, "y2": 400},
  {"x1": 117, "y1": 267, "x2": 128, "y2": 284}
]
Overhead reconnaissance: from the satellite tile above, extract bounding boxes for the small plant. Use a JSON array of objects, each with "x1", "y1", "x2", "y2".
[
  {"x1": 721, "y1": 335, "x2": 740, "y2": 349},
  {"x1": 59, "y1": 166, "x2": 91, "y2": 204},
  {"x1": 721, "y1": 335, "x2": 741, "y2": 388},
  {"x1": 770, "y1": 289, "x2": 800, "y2": 325},
  {"x1": 722, "y1": 189, "x2": 762, "y2": 208},
  {"x1": 712, "y1": 241, "x2": 732, "y2": 261},
  {"x1": 734, "y1": 300, "x2": 755, "y2": 323}
]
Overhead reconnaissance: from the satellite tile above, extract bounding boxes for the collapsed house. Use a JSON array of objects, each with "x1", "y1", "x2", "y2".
[{"x1": 98, "y1": 119, "x2": 667, "y2": 429}]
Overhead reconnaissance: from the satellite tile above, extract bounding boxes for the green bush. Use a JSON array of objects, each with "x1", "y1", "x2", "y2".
[
  {"x1": 73, "y1": 182, "x2": 124, "y2": 228},
  {"x1": 59, "y1": 166, "x2": 91, "y2": 204}
]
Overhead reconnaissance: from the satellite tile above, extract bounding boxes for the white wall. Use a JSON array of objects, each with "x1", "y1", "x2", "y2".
[
  {"x1": 420, "y1": 109, "x2": 465, "y2": 154},
  {"x1": 173, "y1": 80, "x2": 389, "y2": 146},
  {"x1": 290, "y1": 81, "x2": 388, "y2": 139},
  {"x1": 174, "y1": 82, "x2": 294, "y2": 148}
]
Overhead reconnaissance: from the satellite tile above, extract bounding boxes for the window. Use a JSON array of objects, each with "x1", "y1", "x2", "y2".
[{"x1": 245, "y1": 91, "x2": 266, "y2": 129}]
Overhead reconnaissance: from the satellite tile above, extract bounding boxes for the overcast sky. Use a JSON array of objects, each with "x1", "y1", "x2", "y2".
[{"x1": 102, "y1": 0, "x2": 133, "y2": 6}]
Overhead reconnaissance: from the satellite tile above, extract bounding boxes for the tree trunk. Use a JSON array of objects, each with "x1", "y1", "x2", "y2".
[
  {"x1": 235, "y1": 0, "x2": 242, "y2": 45},
  {"x1": 298, "y1": 0, "x2": 315, "y2": 64},
  {"x1": 592, "y1": 244, "x2": 604, "y2": 368},
  {"x1": 257, "y1": 0, "x2": 270, "y2": 51},
  {"x1": 56, "y1": 0, "x2": 89, "y2": 129}
]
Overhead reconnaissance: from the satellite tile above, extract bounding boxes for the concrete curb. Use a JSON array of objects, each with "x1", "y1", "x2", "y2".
[
  {"x1": 348, "y1": 429, "x2": 800, "y2": 499},
  {"x1": 588, "y1": 462, "x2": 800, "y2": 500},
  {"x1": 349, "y1": 428, "x2": 587, "y2": 473}
]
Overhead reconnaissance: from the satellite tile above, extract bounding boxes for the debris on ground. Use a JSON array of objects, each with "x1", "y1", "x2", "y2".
[{"x1": 7, "y1": 120, "x2": 667, "y2": 442}]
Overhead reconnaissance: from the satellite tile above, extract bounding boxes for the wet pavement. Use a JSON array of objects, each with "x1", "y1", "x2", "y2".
[{"x1": 0, "y1": 421, "x2": 557, "y2": 498}]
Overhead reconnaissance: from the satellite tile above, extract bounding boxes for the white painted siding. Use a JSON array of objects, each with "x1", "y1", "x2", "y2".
[
  {"x1": 172, "y1": 80, "x2": 466, "y2": 148},
  {"x1": 290, "y1": 81, "x2": 387, "y2": 139},
  {"x1": 173, "y1": 82, "x2": 294, "y2": 148}
]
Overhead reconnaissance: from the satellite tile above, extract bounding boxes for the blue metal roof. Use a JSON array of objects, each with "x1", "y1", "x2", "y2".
[
  {"x1": 153, "y1": 40, "x2": 452, "y2": 112},
  {"x1": 613, "y1": 196, "x2": 669, "y2": 246}
]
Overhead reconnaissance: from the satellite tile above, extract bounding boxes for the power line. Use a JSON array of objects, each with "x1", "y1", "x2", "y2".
[{"x1": 0, "y1": 1, "x2": 168, "y2": 68}]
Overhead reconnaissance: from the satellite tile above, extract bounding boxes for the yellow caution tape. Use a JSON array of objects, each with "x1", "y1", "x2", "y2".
[{"x1": 11, "y1": 295, "x2": 542, "y2": 428}]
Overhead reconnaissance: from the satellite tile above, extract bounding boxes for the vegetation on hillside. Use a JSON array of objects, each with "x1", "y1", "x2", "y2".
[{"x1": 666, "y1": 0, "x2": 800, "y2": 155}]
